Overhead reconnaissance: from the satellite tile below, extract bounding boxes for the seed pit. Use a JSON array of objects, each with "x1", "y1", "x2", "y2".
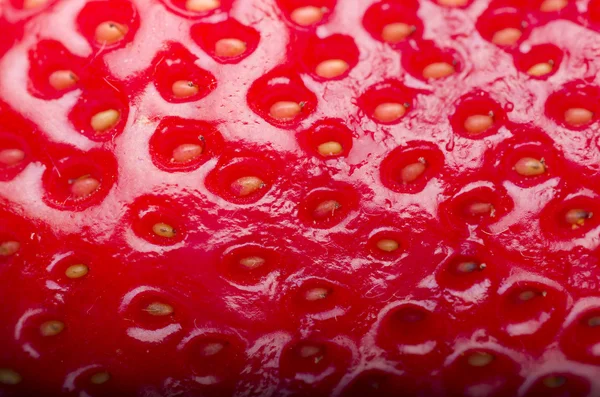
[
  {"x1": 90, "y1": 371, "x2": 110, "y2": 385},
  {"x1": 280, "y1": 339, "x2": 350, "y2": 379},
  {"x1": 402, "y1": 41, "x2": 459, "y2": 81},
  {"x1": 183, "y1": 334, "x2": 245, "y2": 382},
  {"x1": 301, "y1": 34, "x2": 359, "y2": 81},
  {"x1": 298, "y1": 185, "x2": 358, "y2": 228},
  {"x1": 191, "y1": 19, "x2": 259, "y2": 64},
  {"x1": 545, "y1": 84, "x2": 600, "y2": 129},
  {"x1": 0, "y1": 369, "x2": 22, "y2": 385},
  {"x1": 219, "y1": 243, "x2": 281, "y2": 285},
  {"x1": 298, "y1": 119, "x2": 353, "y2": 159},
  {"x1": 467, "y1": 351, "x2": 494, "y2": 367},
  {"x1": 476, "y1": 8, "x2": 527, "y2": 47},
  {"x1": 441, "y1": 184, "x2": 513, "y2": 229},
  {"x1": 359, "y1": 80, "x2": 416, "y2": 125},
  {"x1": 451, "y1": 94, "x2": 505, "y2": 138},
  {"x1": 153, "y1": 43, "x2": 217, "y2": 103},
  {"x1": 0, "y1": 241, "x2": 20, "y2": 257},
  {"x1": 206, "y1": 156, "x2": 275, "y2": 204},
  {"x1": 76, "y1": 0, "x2": 138, "y2": 49},
  {"x1": 40, "y1": 320, "x2": 65, "y2": 337},
  {"x1": 380, "y1": 141, "x2": 444, "y2": 193},
  {"x1": 130, "y1": 196, "x2": 186, "y2": 246},
  {"x1": 517, "y1": 44, "x2": 565, "y2": 78},
  {"x1": 362, "y1": 1, "x2": 422, "y2": 45}
]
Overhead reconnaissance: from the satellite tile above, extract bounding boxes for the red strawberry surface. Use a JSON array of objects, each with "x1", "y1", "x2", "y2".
[{"x1": 2, "y1": 0, "x2": 600, "y2": 395}]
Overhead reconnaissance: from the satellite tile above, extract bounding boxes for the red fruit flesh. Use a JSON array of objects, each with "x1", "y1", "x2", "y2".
[{"x1": 1, "y1": 0, "x2": 600, "y2": 396}]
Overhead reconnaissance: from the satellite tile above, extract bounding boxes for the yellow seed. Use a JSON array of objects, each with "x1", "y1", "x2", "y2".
[
  {"x1": 304, "y1": 287, "x2": 330, "y2": 301},
  {"x1": 456, "y1": 261, "x2": 480, "y2": 273},
  {"x1": 565, "y1": 209, "x2": 592, "y2": 228},
  {"x1": 0, "y1": 368, "x2": 21, "y2": 385},
  {"x1": 518, "y1": 290, "x2": 538, "y2": 301},
  {"x1": 467, "y1": 352, "x2": 494, "y2": 367},
  {"x1": 201, "y1": 342, "x2": 225, "y2": 356},
  {"x1": 90, "y1": 371, "x2": 110, "y2": 385},
  {"x1": 564, "y1": 108, "x2": 593, "y2": 127},
  {"x1": 172, "y1": 143, "x2": 203, "y2": 163},
  {"x1": 422, "y1": 62, "x2": 455, "y2": 79},
  {"x1": 401, "y1": 160, "x2": 427, "y2": 183},
  {"x1": 315, "y1": 59, "x2": 350, "y2": 79},
  {"x1": 91, "y1": 109, "x2": 120, "y2": 133},
  {"x1": 437, "y1": 0, "x2": 469, "y2": 7},
  {"x1": 0, "y1": 148, "x2": 25, "y2": 166},
  {"x1": 317, "y1": 141, "x2": 343, "y2": 157},
  {"x1": 527, "y1": 62, "x2": 554, "y2": 77},
  {"x1": 382, "y1": 22, "x2": 415, "y2": 44},
  {"x1": 0, "y1": 241, "x2": 20, "y2": 256},
  {"x1": 298, "y1": 344, "x2": 322, "y2": 358},
  {"x1": 230, "y1": 176, "x2": 265, "y2": 197},
  {"x1": 215, "y1": 38, "x2": 247, "y2": 58},
  {"x1": 152, "y1": 222, "x2": 176, "y2": 238},
  {"x1": 269, "y1": 101, "x2": 302, "y2": 120},
  {"x1": 239, "y1": 256, "x2": 265, "y2": 269},
  {"x1": 467, "y1": 202, "x2": 494, "y2": 216},
  {"x1": 543, "y1": 376, "x2": 566, "y2": 388},
  {"x1": 49, "y1": 70, "x2": 79, "y2": 90},
  {"x1": 313, "y1": 200, "x2": 341, "y2": 219},
  {"x1": 94, "y1": 21, "x2": 128, "y2": 45},
  {"x1": 514, "y1": 157, "x2": 546, "y2": 176},
  {"x1": 65, "y1": 264, "x2": 89, "y2": 279},
  {"x1": 377, "y1": 239, "x2": 399, "y2": 252},
  {"x1": 373, "y1": 102, "x2": 406, "y2": 123},
  {"x1": 70, "y1": 177, "x2": 100, "y2": 198},
  {"x1": 185, "y1": 0, "x2": 220, "y2": 12},
  {"x1": 464, "y1": 114, "x2": 494, "y2": 135},
  {"x1": 491, "y1": 27, "x2": 522, "y2": 46},
  {"x1": 540, "y1": 0, "x2": 568, "y2": 12},
  {"x1": 171, "y1": 80, "x2": 199, "y2": 98},
  {"x1": 23, "y1": 0, "x2": 47, "y2": 9},
  {"x1": 145, "y1": 302, "x2": 174, "y2": 316},
  {"x1": 290, "y1": 6, "x2": 324, "y2": 26},
  {"x1": 40, "y1": 320, "x2": 65, "y2": 336}
]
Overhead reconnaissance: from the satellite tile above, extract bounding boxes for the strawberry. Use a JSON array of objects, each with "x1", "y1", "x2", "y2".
[{"x1": 2, "y1": 0, "x2": 600, "y2": 396}]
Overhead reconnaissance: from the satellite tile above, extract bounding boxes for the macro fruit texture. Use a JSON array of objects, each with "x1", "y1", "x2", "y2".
[{"x1": 2, "y1": 0, "x2": 600, "y2": 396}]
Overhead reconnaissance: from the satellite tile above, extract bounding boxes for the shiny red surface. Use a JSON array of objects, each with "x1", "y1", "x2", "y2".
[{"x1": 1, "y1": 0, "x2": 600, "y2": 396}]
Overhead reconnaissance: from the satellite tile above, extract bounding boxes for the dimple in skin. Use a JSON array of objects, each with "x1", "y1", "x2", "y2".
[{"x1": 543, "y1": 376, "x2": 567, "y2": 388}]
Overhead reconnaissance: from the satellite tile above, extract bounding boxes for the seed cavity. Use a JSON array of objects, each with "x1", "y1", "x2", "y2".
[
  {"x1": 40, "y1": 320, "x2": 65, "y2": 337},
  {"x1": 49, "y1": 70, "x2": 79, "y2": 90},
  {"x1": 564, "y1": 108, "x2": 593, "y2": 127},
  {"x1": 401, "y1": 158, "x2": 427, "y2": 184},
  {"x1": 456, "y1": 261, "x2": 486, "y2": 273},
  {"x1": 376, "y1": 239, "x2": 399, "y2": 252},
  {"x1": 422, "y1": 62, "x2": 455, "y2": 80},
  {"x1": 317, "y1": 141, "x2": 343, "y2": 157},
  {"x1": 466, "y1": 202, "x2": 495, "y2": 217},
  {"x1": 313, "y1": 200, "x2": 341, "y2": 220},
  {"x1": 491, "y1": 27, "x2": 522, "y2": 46},
  {"x1": 201, "y1": 342, "x2": 225, "y2": 357},
  {"x1": 517, "y1": 289, "x2": 540, "y2": 302},
  {"x1": 152, "y1": 222, "x2": 176, "y2": 238},
  {"x1": 171, "y1": 80, "x2": 199, "y2": 98},
  {"x1": 185, "y1": 0, "x2": 220, "y2": 12},
  {"x1": 215, "y1": 38, "x2": 247, "y2": 58},
  {"x1": 65, "y1": 264, "x2": 89, "y2": 279},
  {"x1": 514, "y1": 157, "x2": 546, "y2": 176},
  {"x1": 0, "y1": 368, "x2": 21, "y2": 385},
  {"x1": 172, "y1": 143, "x2": 204, "y2": 163},
  {"x1": 70, "y1": 176, "x2": 100, "y2": 199},
  {"x1": 467, "y1": 351, "x2": 494, "y2": 367},
  {"x1": 0, "y1": 149, "x2": 25, "y2": 167},
  {"x1": 90, "y1": 371, "x2": 110, "y2": 385},
  {"x1": 315, "y1": 59, "x2": 350, "y2": 79},
  {"x1": 373, "y1": 102, "x2": 407, "y2": 123},
  {"x1": 269, "y1": 101, "x2": 303, "y2": 121},
  {"x1": 144, "y1": 302, "x2": 174, "y2": 316},
  {"x1": 464, "y1": 113, "x2": 494, "y2": 135},
  {"x1": 540, "y1": 0, "x2": 568, "y2": 12},
  {"x1": 565, "y1": 209, "x2": 592, "y2": 229},
  {"x1": 304, "y1": 287, "x2": 330, "y2": 301},
  {"x1": 94, "y1": 21, "x2": 128, "y2": 45},
  {"x1": 91, "y1": 109, "x2": 120, "y2": 133},
  {"x1": 587, "y1": 316, "x2": 600, "y2": 327},
  {"x1": 0, "y1": 241, "x2": 20, "y2": 257},
  {"x1": 239, "y1": 256, "x2": 265, "y2": 270},
  {"x1": 527, "y1": 60, "x2": 554, "y2": 77},
  {"x1": 382, "y1": 22, "x2": 415, "y2": 44},
  {"x1": 298, "y1": 344, "x2": 324, "y2": 363},
  {"x1": 230, "y1": 176, "x2": 265, "y2": 197},
  {"x1": 290, "y1": 6, "x2": 325, "y2": 26}
]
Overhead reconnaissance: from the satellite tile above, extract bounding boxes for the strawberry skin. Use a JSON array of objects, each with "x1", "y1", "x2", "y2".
[{"x1": 2, "y1": 0, "x2": 600, "y2": 396}]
